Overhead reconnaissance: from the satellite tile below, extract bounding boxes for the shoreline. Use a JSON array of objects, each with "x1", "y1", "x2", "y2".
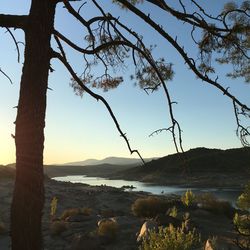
[{"x1": 50, "y1": 171, "x2": 247, "y2": 190}]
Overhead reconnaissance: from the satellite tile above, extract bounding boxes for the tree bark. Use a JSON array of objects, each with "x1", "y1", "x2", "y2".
[{"x1": 10, "y1": 1, "x2": 56, "y2": 249}]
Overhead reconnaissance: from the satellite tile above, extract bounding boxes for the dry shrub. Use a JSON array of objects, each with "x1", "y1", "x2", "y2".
[
  {"x1": 196, "y1": 193, "x2": 233, "y2": 218},
  {"x1": 60, "y1": 208, "x2": 81, "y2": 220},
  {"x1": 81, "y1": 207, "x2": 92, "y2": 216},
  {"x1": 50, "y1": 221, "x2": 68, "y2": 236},
  {"x1": 100, "y1": 209, "x2": 115, "y2": 218},
  {"x1": 60, "y1": 207, "x2": 92, "y2": 221},
  {"x1": 132, "y1": 196, "x2": 169, "y2": 218},
  {"x1": 97, "y1": 220, "x2": 118, "y2": 241}
]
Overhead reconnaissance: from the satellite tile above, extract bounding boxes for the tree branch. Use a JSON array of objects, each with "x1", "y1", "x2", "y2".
[
  {"x1": 5, "y1": 28, "x2": 21, "y2": 63},
  {"x1": 91, "y1": 0, "x2": 184, "y2": 152},
  {"x1": 115, "y1": 0, "x2": 250, "y2": 112},
  {"x1": 53, "y1": 29, "x2": 132, "y2": 54},
  {"x1": 52, "y1": 45, "x2": 146, "y2": 164},
  {"x1": 0, "y1": 68, "x2": 13, "y2": 84},
  {"x1": 146, "y1": 0, "x2": 228, "y2": 32},
  {"x1": 0, "y1": 14, "x2": 28, "y2": 29}
]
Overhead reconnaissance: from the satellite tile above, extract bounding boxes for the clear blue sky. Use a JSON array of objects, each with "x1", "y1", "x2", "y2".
[{"x1": 0, "y1": 0, "x2": 249, "y2": 165}]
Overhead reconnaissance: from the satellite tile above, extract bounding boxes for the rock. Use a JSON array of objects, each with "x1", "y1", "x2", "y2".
[
  {"x1": 137, "y1": 220, "x2": 158, "y2": 242},
  {"x1": 197, "y1": 203, "x2": 203, "y2": 208},
  {"x1": 205, "y1": 239, "x2": 214, "y2": 250},
  {"x1": 97, "y1": 217, "x2": 116, "y2": 227}
]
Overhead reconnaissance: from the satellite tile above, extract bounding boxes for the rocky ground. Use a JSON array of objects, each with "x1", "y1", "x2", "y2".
[{"x1": 0, "y1": 177, "x2": 242, "y2": 250}]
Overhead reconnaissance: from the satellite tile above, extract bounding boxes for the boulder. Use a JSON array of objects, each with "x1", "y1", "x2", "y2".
[
  {"x1": 137, "y1": 220, "x2": 158, "y2": 242},
  {"x1": 205, "y1": 239, "x2": 214, "y2": 250},
  {"x1": 97, "y1": 217, "x2": 117, "y2": 227}
]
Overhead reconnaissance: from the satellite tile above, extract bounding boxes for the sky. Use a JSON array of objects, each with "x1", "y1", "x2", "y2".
[{"x1": 0, "y1": 0, "x2": 249, "y2": 165}]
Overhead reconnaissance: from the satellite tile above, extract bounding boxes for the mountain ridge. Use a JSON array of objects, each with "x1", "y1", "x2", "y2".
[
  {"x1": 63, "y1": 156, "x2": 155, "y2": 166},
  {"x1": 108, "y1": 147, "x2": 250, "y2": 187}
]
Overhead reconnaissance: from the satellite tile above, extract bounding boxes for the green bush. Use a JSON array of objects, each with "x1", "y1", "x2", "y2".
[
  {"x1": 181, "y1": 190, "x2": 196, "y2": 207},
  {"x1": 233, "y1": 182, "x2": 250, "y2": 249},
  {"x1": 140, "y1": 223, "x2": 201, "y2": 250},
  {"x1": 50, "y1": 196, "x2": 58, "y2": 219},
  {"x1": 234, "y1": 213, "x2": 250, "y2": 235},
  {"x1": 97, "y1": 220, "x2": 118, "y2": 241},
  {"x1": 236, "y1": 181, "x2": 250, "y2": 211},
  {"x1": 131, "y1": 196, "x2": 169, "y2": 218},
  {"x1": 167, "y1": 206, "x2": 178, "y2": 218}
]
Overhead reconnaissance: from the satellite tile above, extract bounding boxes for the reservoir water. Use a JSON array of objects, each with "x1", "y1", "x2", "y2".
[{"x1": 53, "y1": 175, "x2": 242, "y2": 205}]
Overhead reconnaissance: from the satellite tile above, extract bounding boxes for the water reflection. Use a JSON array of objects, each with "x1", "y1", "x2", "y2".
[{"x1": 53, "y1": 175, "x2": 242, "y2": 204}]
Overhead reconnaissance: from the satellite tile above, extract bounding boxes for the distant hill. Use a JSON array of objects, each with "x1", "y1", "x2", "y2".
[
  {"x1": 64, "y1": 156, "x2": 155, "y2": 166},
  {"x1": 108, "y1": 147, "x2": 250, "y2": 187},
  {"x1": 3, "y1": 147, "x2": 250, "y2": 188},
  {"x1": 0, "y1": 165, "x2": 15, "y2": 179},
  {"x1": 44, "y1": 163, "x2": 136, "y2": 178}
]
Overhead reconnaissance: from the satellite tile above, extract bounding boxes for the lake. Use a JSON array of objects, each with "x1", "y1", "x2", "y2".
[{"x1": 53, "y1": 175, "x2": 242, "y2": 205}]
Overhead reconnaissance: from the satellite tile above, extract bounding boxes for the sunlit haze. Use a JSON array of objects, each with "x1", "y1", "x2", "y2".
[{"x1": 0, "y1": 0, "x2": 249, "y2": 165}]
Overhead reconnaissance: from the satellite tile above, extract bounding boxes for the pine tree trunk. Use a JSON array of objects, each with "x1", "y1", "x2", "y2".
[{"x1": 10, "y1": 1, "x2": 56, "y2": 249}]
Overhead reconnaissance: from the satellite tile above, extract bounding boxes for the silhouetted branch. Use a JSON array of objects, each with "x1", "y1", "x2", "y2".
[
  {"x1": 0, "y1": 68, "x2": 13, "y2": 84},
  {"x1": 115, "y1": 0, "x2": 250, "y2": 111},
  {"x1": 0, "y1": 14, "x2": 27, "y2": 29},
  {"x1": 52, "y1": 40, "x2": 145, "y2": 164},
  {"x1": 146, "y1": 0, "x2": 228, "y2": 32},
  {"x1": 149, "y1": 127, "x2": 173, "y2": 136},
  {"x1": 190, "y1": 0, "x2": 222, "y2": 21},
  {"x1": 91, "y1": 0, "x2": 184, "y2": 152},
  {"x1": 54, "y1": 29, "x2": 132, "y2": 54},
  {"x1": 5, "y1": 28, "x2": 20, "y2": 63},
  {"x1": 233, "y1": 101, "x2": 250, "y2": 147}
]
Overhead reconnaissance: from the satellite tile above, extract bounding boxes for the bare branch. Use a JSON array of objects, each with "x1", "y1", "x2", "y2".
[
  {"x1": 190, "y1": 0, "x2": 222, "y2": 21},
  {"x1": 0, "y1": 68, "x2": 13, "y2": 84},
  {"x1": 149, "y1": 127, "x2": 173, "y2": 137},
  {"x1": 115, "y1": 0, "x2": 250, "y2": 113},
  {"x1": 54, "y1": 29, "x2": 132, "y2": 54},
  {"x1": 88, "y1": 1, "x2": 184, "y2": 152},
  {"x1": 233, "y1": 101, "x2": 250, "y2": 147},
  {"x1": 146, "y1": 0, "x2": 228, "y2": 32},
  {"x1": 5, "y1": 28, "x2": 21, "y2": 63},
  {"x1": 52, "y1": 43, "x2": 145, "y2": 164}
]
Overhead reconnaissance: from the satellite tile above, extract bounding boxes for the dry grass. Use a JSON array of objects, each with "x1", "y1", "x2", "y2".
[
  {"x1": 60, "y1": 208, "x2": 82, "y2": 220},
  {"x1": 132, "y1": 196, "x2": 169, "y2": 218},
  {"x1": 81, "y1": 207, "x2": 92, "y2": 216},
  {"x1": 196, "y1": 193, "x2": 234, "y2": 218},
  {"x1": 97, "y1": 220, "x2": 118, "y2": 241},
  {"x1": 60, "y1": 207, "x2": 92, "y2": 220},
  {"x1": 100, "y1": 209, "x2": 115, "y2": 218}
]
